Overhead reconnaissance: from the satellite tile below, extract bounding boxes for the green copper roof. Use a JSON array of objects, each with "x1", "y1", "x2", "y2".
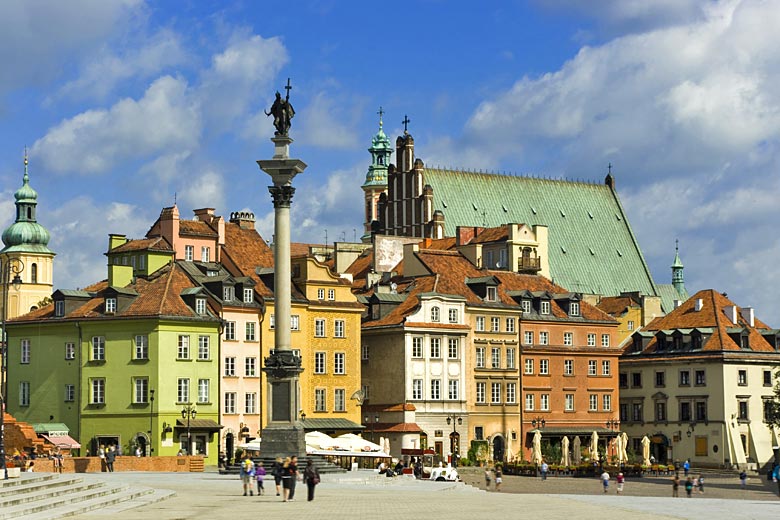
[
  {"x1": 424, "y1": 168, "x2": 658, "y2": 298},
  {"x1": 657, "y1": 283, "x2": 690, "y2": 314},
  {"x1": 363, "y1": 110, "x2": 391, "y2": 187},
  {"x1": 671, "y1": 250, "x2": 684, "y2": 268},
  {"x1": 1, "y1": 158, "x2": 54, "y2": 255}
]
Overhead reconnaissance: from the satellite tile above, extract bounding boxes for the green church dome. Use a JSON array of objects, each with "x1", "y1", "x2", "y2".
[
  {"x1": 1, "y1": 154, "x2": 54, "y2": 255},
  {"x1": 2, "y1": 221, "x2": 51, "y2": 248}
]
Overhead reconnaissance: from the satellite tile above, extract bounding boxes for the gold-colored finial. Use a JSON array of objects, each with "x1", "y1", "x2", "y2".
[{"x1": 24, "y1": 146, "x2": 28, "y2": 166}]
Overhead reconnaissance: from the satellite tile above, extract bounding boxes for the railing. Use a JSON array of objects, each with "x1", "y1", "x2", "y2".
[{"x1": 517, "y1": 256, "x2": 541, "y2": 273}]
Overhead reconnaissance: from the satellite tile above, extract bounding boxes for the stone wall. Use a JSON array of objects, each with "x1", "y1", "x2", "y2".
[{"x1": 23, "y1": 456, "x2": 204, "y2": 473}]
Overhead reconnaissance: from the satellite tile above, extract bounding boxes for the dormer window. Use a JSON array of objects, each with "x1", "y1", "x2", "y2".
[
  {"x1": 569, "y1": 302, "x2": 580, "y2": 316},
  {"x1": 521, "y1": 300, "x2": 531, "y2": 313},
  {"x1": 207, "y1": 270, "x2": 218, "y2": 277},
  {"x1": 540, "y1": 300, "x2": 550, "y2": 315},
  {"x1": 740, "y1": 335, "x2": 749, "y2": 349},
  {"x1": 55, "y1": 300, "x2": 65, "y2": 317},
  {"x1": 486, "y1": 287, "x2": 497, "y2": 302},
  {"x1": 201, "y1": 246, "x2": 210, "y2": 262},
  {"x1": 431, "y1": 306, "x2": 440, "y2": 322},
  {"x1": 317, "y1": 289, "x2": 325, "y2": 300},
  {"x1": 449, "y1": 308, "x2": 458, "y2": 323},
  {"x1": 243, "y1": 288, "x2": 253, "y2": 303},
  {"x1": 328, "y1": 289, "x2": 335, "y2": 300},
  {"x1": 195, "y1": 298, "x2": 207, "y2": 315},
  {"x1": 223, "y1": 286, "x2": 235, "y2": 302},
  {"x1": 105, "y1": 297, "x2": 117, "y2": 314}
]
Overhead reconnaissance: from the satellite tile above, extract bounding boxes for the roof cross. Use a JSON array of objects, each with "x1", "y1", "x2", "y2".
[
  {"x1": 284, "y1": 77, "x2": 292, "y2": 100},
  {"x1": 608, "y1": 162, "x2": 612, "y2": 175},
  {"x1": 402, "y1": 115, "x2": 410, "y2": 133}
]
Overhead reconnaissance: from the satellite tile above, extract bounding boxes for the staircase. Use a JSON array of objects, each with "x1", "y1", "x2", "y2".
[
  {"x1": 220, "y1": 454, "x2": 347, "y2": 475},
  {"x1": 0, "y1": 473, "x2": 174, "y2": 519},
  {"x1": 189, "y1": 457, "x2": 205, "y2": 472}
]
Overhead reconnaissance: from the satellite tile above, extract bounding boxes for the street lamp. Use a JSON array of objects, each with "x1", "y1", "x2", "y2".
[
  {"x1": 364, "y1": 414, "x2": 379, "y2": 443},
  {"x1": 446, "y1": 414, "x2": 463, "y2": 467},
  {"x1": 147, "y1": 389, "x2": 155, "y2": 456},
  {"x1": 181, "y1": 403, "x2": 197, "y2": 455},
  {"x1": 0, "y1": 257, "x2": 24, "y2": 480},
  {"x1": 531, "y1": 416, "x2": 546, "y2": 429},
  {"x1": 605, "y1": 419, "x2": 620, "y2": 431}
]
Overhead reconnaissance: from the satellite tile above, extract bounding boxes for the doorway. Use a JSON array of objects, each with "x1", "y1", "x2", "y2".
[{"x1": 493, "y1": 435, "x2": 505, "y2": 462}]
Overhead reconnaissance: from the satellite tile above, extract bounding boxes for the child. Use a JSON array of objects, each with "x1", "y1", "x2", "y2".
[
  {"x1": 601, "y1": 470, "x2": 610, "y2": 493},
  {"x1": 697, "y1": 475, "x2": 704, "y2": 494},
  {"x1": 684, "y1": 476, "x2": 693, "y2": 497},
  {"x1": 616, "y1": 472, "x2": 625, "y2": 494},
  {"x1": 495, "y1": 467, "x2": 503, "y2": 491},
  {"x1": 256, "y1": 461, "x2": 266, "y2": 495}
]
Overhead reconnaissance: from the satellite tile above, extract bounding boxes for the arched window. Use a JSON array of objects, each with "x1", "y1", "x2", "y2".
[
  {"x1": 30, "y1": 263, "x2": 38, "y2": 283},
  {"x1": 431, "y1": 306, "x2": 440, "y2": 322}
]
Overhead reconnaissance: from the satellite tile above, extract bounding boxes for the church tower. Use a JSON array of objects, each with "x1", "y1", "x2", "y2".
[
  {"x1": 1, "y1": 150, "x2": 55, "y2": 318},
  {"x1": 671, "y1": 240, "x2": 685, "y2": 299},
  {"x1": 361, "y1": 107, "x2": 391, "y2": 242}
]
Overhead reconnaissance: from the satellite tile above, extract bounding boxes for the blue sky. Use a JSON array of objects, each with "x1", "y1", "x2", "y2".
[{"x1": 1, "y1": 0, "x2": 779, "y2": 320}]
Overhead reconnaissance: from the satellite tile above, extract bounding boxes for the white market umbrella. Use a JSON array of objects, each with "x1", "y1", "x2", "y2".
[
  {"x1": 336, "y1": 433, "x2": 384, "y2": 452},
  {"x1": 572, "y1": 436, "x2": 581, "y2": 464},
  {"x1": 614, "y1": 434, "x2": 623, "y2": 464},
  {"x1": 531, "y1": 430, "x2": 543, "y2": 464},
  {"x1": 561, "y1": 436, "x2": 570, "y2": 467},
  {"x1": 305, "y1": 431, "x2": 339, "y2": 450},
  {"x1": 590, "y1": 431, "x2": 600, "y2": 463},
  {"x1": 384, "y1": 437, "x2": 391, "y2": 455},
  {"x1": 620, "y1": 432, "x2": 629, "y2": 464},
  {"x1": 641, "y1": 435, "x2": 651, "y2": 466},
  {"x1": 238, "y1": 438, "x2": 262, "y2": 451}
]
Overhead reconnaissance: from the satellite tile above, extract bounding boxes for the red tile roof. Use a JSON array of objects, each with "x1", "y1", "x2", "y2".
[
  {"x1": 597, "y1": 296, "x2": 640, "y2": 316},
  {"x1": 179, "y1": 220, "x2": 218, "y2": 237},
  {"x1": 109, "y1": 236, "x2": 173, "y2": 254},
  {"x1": 471, "y1": 225, "x2": 509, "y2": 244}
]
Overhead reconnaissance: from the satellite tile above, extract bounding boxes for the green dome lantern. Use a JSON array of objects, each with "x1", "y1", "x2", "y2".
[{"x1": 1, "y1": 152, "x2": 54, "y2": 255}]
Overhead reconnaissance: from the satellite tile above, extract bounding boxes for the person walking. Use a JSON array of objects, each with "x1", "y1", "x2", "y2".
[
  {"x1": 600, "y1": 470, "x2": 610, "y2": 493},
  {"x1": 240, "y1": 454, "x2": 255, "y2": 496},
  {"x1": 98, "y1": 445, "x2": 106, "y2": 472},
  {"x1": 288, "y1": 455, "x2": 299, "y2": 501},
  {"x1": 484, "y1": 466, "x2": 492, "y2": 489},
  {"x1": 303, "y1": 458, "x2": 320, "y2": 501},
  {"x1": 540, "y1": 461, "x2": 549, "y2": 481},
  {"x1": 616, "y1": 472, "x2": 625, "y2": 494},
  {"x1": 684, "y1": 476, "x2": 694, "y2": 497},
  {"x1": 697, "y1": 474, "x2": 704, "y2": 494},
  {"x1": 739, "y1": 470, "x2": 747, "y2": 489},
  {"x1": 255, "y1": 461, "x2": 266, "y2": 496},
  {"x1": 105, "y1": 446, "x2": 116, "y2": 473},
  {"x1": 273, "y1": 457, "x2": 283, "y2": 496},
  {"x1": 495, "y1": 466, "x2": 503, "y2": 491},
  {"x1": 672, "y1": 474, "x2": 680, "y2": 497},
  {"x1": 281, "y1": 457, "x2": 292, "y2": 501},
  {"x1": 683, "y1": 459, "x2": 690, "y2": 477}
]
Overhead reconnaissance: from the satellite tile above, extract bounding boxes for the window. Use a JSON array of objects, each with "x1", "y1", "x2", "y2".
[
  {"x1": 655, "y1": 371, "x2": 665, "y2": 387},
  {"x1": 314, "y1": 319, "x2": 326, "y2": 337},
  {"x1": 601, "y1": 334, "x2": 610, "y2": 347},
  {"x1": 314, "y1": 352, "x2": 326, "y2": 374},
  {"x1": 92, "y1": 336, "x2": 105, "y2": 361},
  {"x1": 334, "y1": 319, "x2": 345, "y2": 338},
  {"x1": 197, "y1": 379, "x2": 209, "y2": 403},
  {"x1": 491, "y1": 347, "x2": 501, "y2": 368},
  {"x1": 506, "y1": 383, "x2": 516, "y2": 403},
  {"x1": 448, "y1": 338, "x2": 459, "y2": 359},
  {"x1": 243, "y1": 288, "x2": 253, "y2": 303},
  {"x1": 133, "y1": 378, "x2": 149, "y2": 404},
  {"x1": 738, "y1": 399, "x2": 749, "y2": 420},
  {"x1": 565, "y1": 394, "x2": 574, "y2": 411},
  {"x1": 177, "y1": 378, "x2": 190, "y2": 403},
  {"x1": 506, "y1": 348, "x2": 515, "y2": 369},
  {"x1": 632, "y1": 372, "x2": 642, "y2": 388},
  {"x1": 619, "y1": 373, "x2": 628, "y2": 388},
  {"x1": 738, "y1": 369, "x2": 747, "y2": 385},
  {"x1": 486, "y1": 286, "x2": 497, "y2": 302},
  {"x1": 587, "y1": 333, "x2": 596, "y2": 347},
  {"x1": 334, "y1": 352, "x2": 345, "y2": 374},
  {"x1": 133, "y1": 335, "x2": 148, "y2": 360},
  {"x1": 603, "y1": 394, "x2": 612, "y2": 411},
  {"x1": 695, "y1": 401, "x2": 707, "y2": 421},
  {"x1": 245, "y1": 357, "x2": 257, "y2": 377},
  {"x1": 765, "y1": 370, "x2": 773, "y2": 386},
  {"x1": 362, "y1": 385, "x2": 370, "y2": 402},
  {"x1": 539, "y1": 331, "x2": 549, "y2": 345},
  {"x1": 627, "y1": 320, "x2": 635, "y2": 331},
  {"x1": 224, "y1": 321, "x2": 236, "y2": 341},
  {"x1": 245, "y1": 392, "x2": 257, "y2": 413},
  {"x1": 291, "y1": 315, "x2": 300, "y2": 331},
  {"x1": 431, "y1": 379, "x2": 441, "y2": 400},
  {"x1": 563, "y1": 332, "x2": 573, "y2": 346},
  {"x1": 225, "y1": 392, "x2": 236, "y2": 414},
  {"x1": 20, "y1": 339, "x2": 30, "y2": 364},
  {"x1": 178, "y1": 335, "x2": 190, "y2": 359},
  {"x1": 632, "y1": 403, "x2": 643, "y2": 422},
  {"x1": 412, "y1": 379, "x2": 423, "y2": 400},
  {"x1": 564, "y1": 359, "x2": 573, "y2": 376},
  {"x1": 269, "y1": 315, "x2": 274, "y2": 329},
  {"x1": 680, "y1": 401, "x2": 692, "y2": 421},
  {"x1": 540, "y1": 359, "x2": 549, "y2": 375},
  {"x1": 185, "y1": 245, "x2": 194, "y2": 261},
  {"x1": 430, "y1": 337, "x2": 441, "y2": 358},
  {"x1": 491, "y1": 382, "x2": 501, "y2": 403},
  {"x1": 491, "y1": 317, "x2": 500, "y2": 332},
  {"x1": 524, "y1": 331, "x2": 533, "y2": 345},
  {"x1": 201, "y1": 246, "x2": 210, "y2": 262},
  {"x1": 521, "y1": 300, "x2": 531, "y2": 313},
  {"x1": 198, "y1": 335, "x2": 210, "y2": 360},
  {"x1": 361, "y1": 344, "x2": 369, "y2": 361},
  {"x1": 334, "y1": 389, "x2": 345, "y2": 411},
  {"x1": 525, "y1": 358, "x2": 534, "y2": 374},
  {"x1": 680, "y1": 370, "x2": 690, "y2": 386},
  {"x1": 105, "y1": 297, "x2": 116, "y2": 313},
  {"x1": 315, "y1": 389, "x2": 326, "y2": 411},
  {"x1": 589, "y1": 394, "x2": 598, "y2": 411},
  {"x1": 525, "y1": 393, "x2": 534, "y2": 411},
  {"x1": 601, "y1": 360, "x2": 611, "y2": 376},
  {"x1": 588, "y1": 360, "x2": 597, "y2": 376},
  {"x1": 412, "y1": 337, "x2": 423, "y2": 358},
  {"x1": 55, "y1": 300, "x2": 64, "y2": 317},
  {"x1": 317, "y1": 288, "x2": 325, "y2": 300},
  {"x1": 223, "y1": 286, "x2": 235, "y2": 302},
  {"x1": 195, "y1": 298, "x2": 207, "y2": 315},
  {"x1": 225, "y1": 357, "x2": 236, "y2": 376},
  {"x1": 20, "y1": 381, "x2": 30, "y2": 406},
  {"x1": 448, "y1": 379, "x2": 459, "y2": 400},
  {"x1": 540, "y1": 300, "x2": 550, "y2": 315},
  {"x1": 328, "y1": 289, "x2": 335, "y2": 300},
  {"x1": 476, "y1": 382, "x2": 486, "y2": 403},
  {"x1": 476, "y1": 347, "x2": 485, "y2": 368},
  {"x1": 65, "y1": 384, "x2": 75, "y2": 402},
  {"x1": 87, "y1": 378, "x2": 105, "y2": 405},
  {"x1": 476, "y1": 316, "x2": 485, "y2": 331},
  {"x1": 569, "y1": 302, "x2": 580, "y2": 316},
  {"x1": 655, "y1": 401, "x2": 667, "y2": 421},
  {"x1": 449, "y1": 308, "x2": 458, "y2": 323},
  {"x1": 431, "y1": 306, "x2": 440, "y2": 322},
  {"x1": 695, "y1": 370, "x2": 706, "y2": 386},
  {"x1": 540, "y1": 394, "x2": 549, "y2": 411},
  {"x1": 245, "y1": 321, "x2": 256, "y2": 341},
  {"x1": 506, "y1": 317, "x2": 515, "y2": 333}
]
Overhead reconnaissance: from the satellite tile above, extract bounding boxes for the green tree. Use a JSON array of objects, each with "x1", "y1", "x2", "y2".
[{"x1": 765, "y1": 369, "x2": 780, "y2": 428}]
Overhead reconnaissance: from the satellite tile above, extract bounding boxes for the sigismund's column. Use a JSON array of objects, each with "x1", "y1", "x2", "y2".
[{"x1": 257, "y1": 80, "x2": 307, "y2": 458}]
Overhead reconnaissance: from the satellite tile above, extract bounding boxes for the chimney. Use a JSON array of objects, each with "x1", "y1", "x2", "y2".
[
  {"x1": 694, "y1": 298, "x2": 703, "y2": 311},
  {"x1": 230, "y1": 211, "x2": 256, "y2": 230},
  {"x1": 740, "y1": 306, "x2": 755, "y2": 327},
  {"x1": 723, "y1": 305, "x2": 738, "y2": 324},
  {"x1": 193, "y1": 208, "x2": 215, "y2": 222},
  {"x1": 456, "y1": 226, "x2": 482, "y2": 246},
  {"x1": 673, "y1": 299, "x2": 681, "y2": 309}
]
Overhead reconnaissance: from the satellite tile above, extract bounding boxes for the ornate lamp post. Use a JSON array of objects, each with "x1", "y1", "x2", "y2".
[
  {"x1": 0, "y1": 257, "x2": 24, "y2": 480},
  {"x1": 181, "y1": 403, "x2": 197, "y2": 455},
  {"x1": 531, "y1": 416, "x2": 546, "y2": 429},
  {"x1": 364, "y1": 414, "x2": 378, "y2": 443},
  {"x1": 446, "y1": 414, "x2": 463, "y2": 467},
  {"x1": 147, "y1": 389, "x2": 155, "y2": 456}
]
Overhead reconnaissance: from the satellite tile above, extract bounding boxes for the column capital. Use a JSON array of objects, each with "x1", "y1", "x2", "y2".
[{"x1": 269, "y1": 185, "x2": 296, "y2": 208}]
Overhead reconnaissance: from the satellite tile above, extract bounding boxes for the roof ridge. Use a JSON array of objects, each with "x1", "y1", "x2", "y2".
[{"x1": 159, "y1": 262, "x2": 176, "y2": 315}]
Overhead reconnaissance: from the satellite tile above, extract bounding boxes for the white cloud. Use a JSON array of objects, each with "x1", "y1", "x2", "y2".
[
  {"x1": 178, "y1": 169, "x2": 225, "y2": 212},
  {"x1": 293, "y1": 91, "x2": 361, "y2": 149},
  {"x1": 32, "y1": 75, "x2": 200, "y2": 174}
]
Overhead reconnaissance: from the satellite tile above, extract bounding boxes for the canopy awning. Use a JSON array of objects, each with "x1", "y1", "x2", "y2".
[
  {"x1": 42, "y1": 434, "x2": 81, "y2": 449},
  {"x1": 176, "y1": 419, "x2": 223, "y2": 431},
  {"x1": 525, "y1": 427, "x2": 619, "y2": 437}
]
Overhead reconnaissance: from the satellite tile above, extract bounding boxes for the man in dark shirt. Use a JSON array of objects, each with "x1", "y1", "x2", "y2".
[{"x1": 288, "y1": 455, "x2": 299, "y2": 501}]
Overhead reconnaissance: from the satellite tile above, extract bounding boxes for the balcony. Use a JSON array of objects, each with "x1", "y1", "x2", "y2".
[{"x1": 517, "y1": 256, "x2": 542, "y2": 274}]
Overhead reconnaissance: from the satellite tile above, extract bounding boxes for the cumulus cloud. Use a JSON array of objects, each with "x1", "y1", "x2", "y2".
[
  {"x1": 293, "y1": 91, "x2": 361, "y2": 149},
  {"x1": 32, "y1": 75, "x2": 200, "y2": 174}
]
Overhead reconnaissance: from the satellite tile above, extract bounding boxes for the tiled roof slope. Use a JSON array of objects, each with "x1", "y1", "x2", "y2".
[
  {"x1": 597, "y1": 295, "x2": 640, "y2": 316},
  {"x1": 179, "y1": 220, "x2": 218, "y2": 237},
  {"x1": 470, "y1": 225, "x2": 509, "y2": 244},
  {"x1": 633, "y1": 289, "x2": 775, "y2": 353},
  {"x1": 423, "y1": 169, "x2": 657, "y2": 297},
  {"x1": 656, "y1": 283, "x2": 690, "y2": 314},
  {"x1": 221, "y1": 222, "x2": 275, "y2": 297},
  {"x1": 11, "y1": 264, "x2": 213, "y2": 322},
  {"x1": 109, "y1": 236, "x2": 173, "y2": 253}
]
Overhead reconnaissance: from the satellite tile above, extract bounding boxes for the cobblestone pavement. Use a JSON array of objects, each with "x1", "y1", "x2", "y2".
[{"x1": 76, "y1": 468, "x2": 780, "y2": 520}]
